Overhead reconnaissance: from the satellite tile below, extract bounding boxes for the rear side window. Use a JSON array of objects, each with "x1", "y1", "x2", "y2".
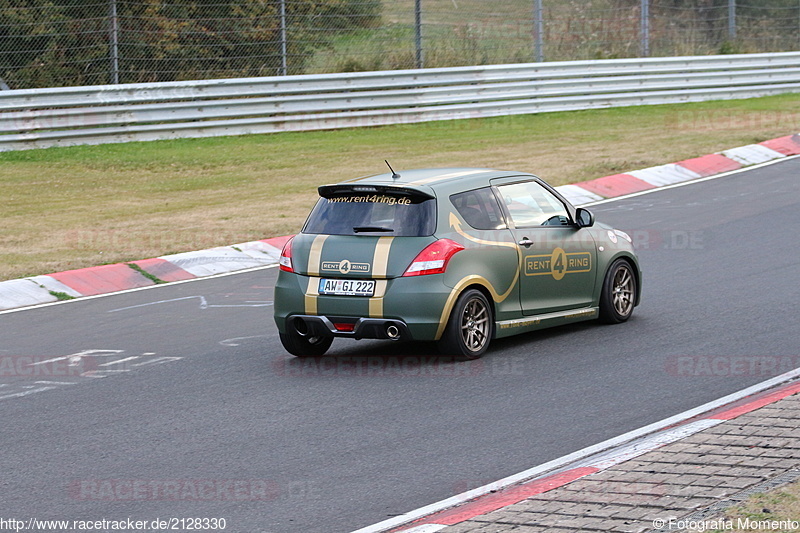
[
  {"x1": 450, "y1": 187, "x2": 506, "y2": 230},
  {"x1": 303, "y1": 193, "x2": 436, "y2": 236}
]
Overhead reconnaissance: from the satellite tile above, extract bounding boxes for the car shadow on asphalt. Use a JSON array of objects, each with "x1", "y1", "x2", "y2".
[{"x1": 269, "y1": 317, "x2": 643, "y2": 378}]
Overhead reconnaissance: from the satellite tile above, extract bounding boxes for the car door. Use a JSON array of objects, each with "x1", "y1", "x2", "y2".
[
  {"x1": 494, "y1": 179, "x2": 597, "y2": 315},
  {"x1": 447, "y1": 186, "x2": 522, "y2": 320}
]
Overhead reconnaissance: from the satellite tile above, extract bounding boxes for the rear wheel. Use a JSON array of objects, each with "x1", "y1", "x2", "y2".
[
  {"x1": 599, "y1": 259, "x2": 637, "y2": 324},
  {"x1": 438, "y1": 289, "x2": 493, "y2": 360},
  {"x1": 279, "y1": 327, "x2": 333, "y2": 357}
]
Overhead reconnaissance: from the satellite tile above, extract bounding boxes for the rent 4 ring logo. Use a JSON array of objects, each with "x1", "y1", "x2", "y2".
[
  {"x1": 321, "y1": 260, "x2": 370, "y2": 274},
  {"x1": 524, "y1": 248, "x2": 592, "y2": 280}
]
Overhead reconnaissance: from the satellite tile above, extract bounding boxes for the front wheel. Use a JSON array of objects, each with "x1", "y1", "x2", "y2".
[
  {"x1": 599, "y1": 259, "x2": 637, "y2": 324},
  {"x1": 437, "y1": 289, "x2": 493, "y2": 360},
  {"x1": 279, "y1": 328, "x2": 333, "y2": 357}
]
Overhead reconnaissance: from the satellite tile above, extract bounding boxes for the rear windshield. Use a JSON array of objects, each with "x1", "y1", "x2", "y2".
[{"x1": 303, "y1": 193, "x2": 436, "y2": 236}]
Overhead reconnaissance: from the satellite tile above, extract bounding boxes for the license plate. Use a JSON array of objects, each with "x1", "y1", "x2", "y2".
[{"x1": 318, "y1": 279, "x2": 376, "y2": 297}]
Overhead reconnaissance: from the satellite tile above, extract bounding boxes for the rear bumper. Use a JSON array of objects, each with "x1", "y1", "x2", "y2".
[
  {"x1": 273, "y1": 271, "x2": 452, "y2": 341},
  {"x1": 284, "y1": 315, "x2": 413, "y2": 341}
]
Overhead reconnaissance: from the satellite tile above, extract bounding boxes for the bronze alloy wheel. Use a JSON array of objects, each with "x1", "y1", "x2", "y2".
[
  {"x1": 612, "y1": 263, "x2": 635, "y2": 317},
  {"x1": 439, "y1": 289, "x2": 493, "y2": 360},
  {"x1": 461, "y1": 296, "x2": 490, "y2": 352},
  {"x1": 599, "y1": 259, "x2": 637, "y2": 324}
]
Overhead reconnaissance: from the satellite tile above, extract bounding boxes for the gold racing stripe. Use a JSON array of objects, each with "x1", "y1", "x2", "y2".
[
  {"x1": 369, "y1": 280, "x2": 388, "y2": 317},
  {"x1": 348, "y1": 169, "x2": 485, "y2": 185},
  {"x1": 372, "y1": 236, "x2": 394, "y2": 278},
  {"x1": 306, "y1": 234, "x2": 329, "y2": 277},
  {"x1": 368, "y1": 236, "x2": 394, "y2": 317},
  {"x1": 304, "y1": 235, "x2": 329, "y2": 314},
  {"x1": 407, "y1": 169, "x2": 488, "y2": 186},
  {"x1": 304, "y1": 277, "x2": 319, "y2": 315}
]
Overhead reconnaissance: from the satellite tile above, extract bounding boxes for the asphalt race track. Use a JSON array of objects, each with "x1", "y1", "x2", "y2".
[{"x1": 1, "y1": 158, "x2": 798, "y2": 532}]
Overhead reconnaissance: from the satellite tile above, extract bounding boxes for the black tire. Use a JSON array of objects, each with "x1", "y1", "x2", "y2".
[
  {"x1": 279, "y1": 328, "x2": 333, "y2": 357},
  {"x1": 599, "y1": 259, "x2": 637, "y2": 324},
  {"x1": 437, "y1": 289, "x2": 493, "y2": 360}
]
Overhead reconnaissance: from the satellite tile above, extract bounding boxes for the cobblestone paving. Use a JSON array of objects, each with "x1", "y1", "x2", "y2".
[{"x1": 439, "y1": 393, "x2": 800, "y2": 533}]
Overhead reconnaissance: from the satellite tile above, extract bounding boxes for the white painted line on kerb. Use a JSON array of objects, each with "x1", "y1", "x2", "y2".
[
  {"x1": 402, "y1": 526, "x2": 446, "y2": 533},
  {"x1": 0, "y1": 263, "x2": 279, "y2": 316},
  {"x1": 350, "y1": 366, "x2": 800, "y2": 533},
  {"x1": 574, "y1": 419, "x2": 723, "y2": 471}
]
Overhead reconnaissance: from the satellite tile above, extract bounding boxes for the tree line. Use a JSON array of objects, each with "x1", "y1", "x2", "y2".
[{"x1": 0, "y1": 0, "x2": 381, "y2": 89}]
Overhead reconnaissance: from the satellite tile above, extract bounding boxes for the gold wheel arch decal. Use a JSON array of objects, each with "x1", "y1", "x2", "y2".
[{"x1": 435, "y1": 275, "x2": 516, "y2": 340}]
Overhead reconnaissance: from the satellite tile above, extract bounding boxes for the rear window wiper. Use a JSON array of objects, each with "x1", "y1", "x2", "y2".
[{"x1": 353, "y1": 226, "x2": 394, "y2": 233}]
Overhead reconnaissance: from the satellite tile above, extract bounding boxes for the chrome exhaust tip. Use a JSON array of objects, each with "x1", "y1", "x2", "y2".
[
  {"x1": 386, "y1": 325, "x2": 400, "y2": 340},
  {"x1": 292, "y1": 317, "x2": 310, "y2": 337}
]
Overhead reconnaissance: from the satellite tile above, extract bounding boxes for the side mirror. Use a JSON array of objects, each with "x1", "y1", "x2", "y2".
[{"x1": 575, "y1": 208, "x2": 594, "y2": 228}]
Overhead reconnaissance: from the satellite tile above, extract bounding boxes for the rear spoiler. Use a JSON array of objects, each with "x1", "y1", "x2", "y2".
[{"x1": 318, "y1": 184, "x2": 435, "y2": 201}]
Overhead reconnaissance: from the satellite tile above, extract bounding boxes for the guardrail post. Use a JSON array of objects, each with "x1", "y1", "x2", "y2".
[
  {"x1": 415, "y1": 0, "x2": 423, "y2": 69},
  {"x1": 280, "y1": 0, "x2": 288, "y2": 76},
  {"x1": 641, "y1": 0, "x2": 650, "y2": 57},
  {"x1": 533, "y1": 0, "x2": 544, "y2": 62},
  {"x1": 109, "y1": 0, "x2": 119, "y2": 84}
]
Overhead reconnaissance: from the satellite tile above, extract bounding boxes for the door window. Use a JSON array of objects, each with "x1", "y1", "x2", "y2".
[{"x1": 497, "y1": 181, "x2": 570, "y2": 227}]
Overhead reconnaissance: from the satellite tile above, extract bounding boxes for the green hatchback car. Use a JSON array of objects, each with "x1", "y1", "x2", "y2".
[{"x1": 274, "y1": 167, "x2": 641, "y2": 359}]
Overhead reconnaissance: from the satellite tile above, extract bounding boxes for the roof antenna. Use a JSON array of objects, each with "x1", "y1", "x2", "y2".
[{"x1": 385, "y1": 160, "x2": 400, "y2": 179}]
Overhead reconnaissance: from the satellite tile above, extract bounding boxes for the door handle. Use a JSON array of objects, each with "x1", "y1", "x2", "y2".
[{"x1": 518, "y1": 238, "x2": 534, "y2": 247}]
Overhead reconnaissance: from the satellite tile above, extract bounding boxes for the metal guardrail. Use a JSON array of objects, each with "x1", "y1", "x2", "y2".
[{"x1": 2, "y1": 52, "x2": 800, "y2": 151}]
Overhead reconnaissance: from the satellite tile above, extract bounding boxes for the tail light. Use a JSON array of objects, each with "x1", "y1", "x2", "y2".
[
  {"x1": 403, "y1": 239, "x2": 464, "y2": 276},
  {"x1": 279, "y1": 237, "x2": 295, "y2": 273}
]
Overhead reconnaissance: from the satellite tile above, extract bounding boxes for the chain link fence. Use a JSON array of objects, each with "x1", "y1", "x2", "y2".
[{"x1": 1, "y1": 0, "x2": 799, "y2": 90}]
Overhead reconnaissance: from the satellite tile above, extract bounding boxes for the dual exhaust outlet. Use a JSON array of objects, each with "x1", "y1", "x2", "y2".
[{"x1": 291, "y1": 315, "x2": 406, "y2": 341}]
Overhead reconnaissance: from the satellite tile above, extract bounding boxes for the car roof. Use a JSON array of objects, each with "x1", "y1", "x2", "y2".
[{"x1": 336, "y1": 167, "x2": 536, "y2": 195}]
